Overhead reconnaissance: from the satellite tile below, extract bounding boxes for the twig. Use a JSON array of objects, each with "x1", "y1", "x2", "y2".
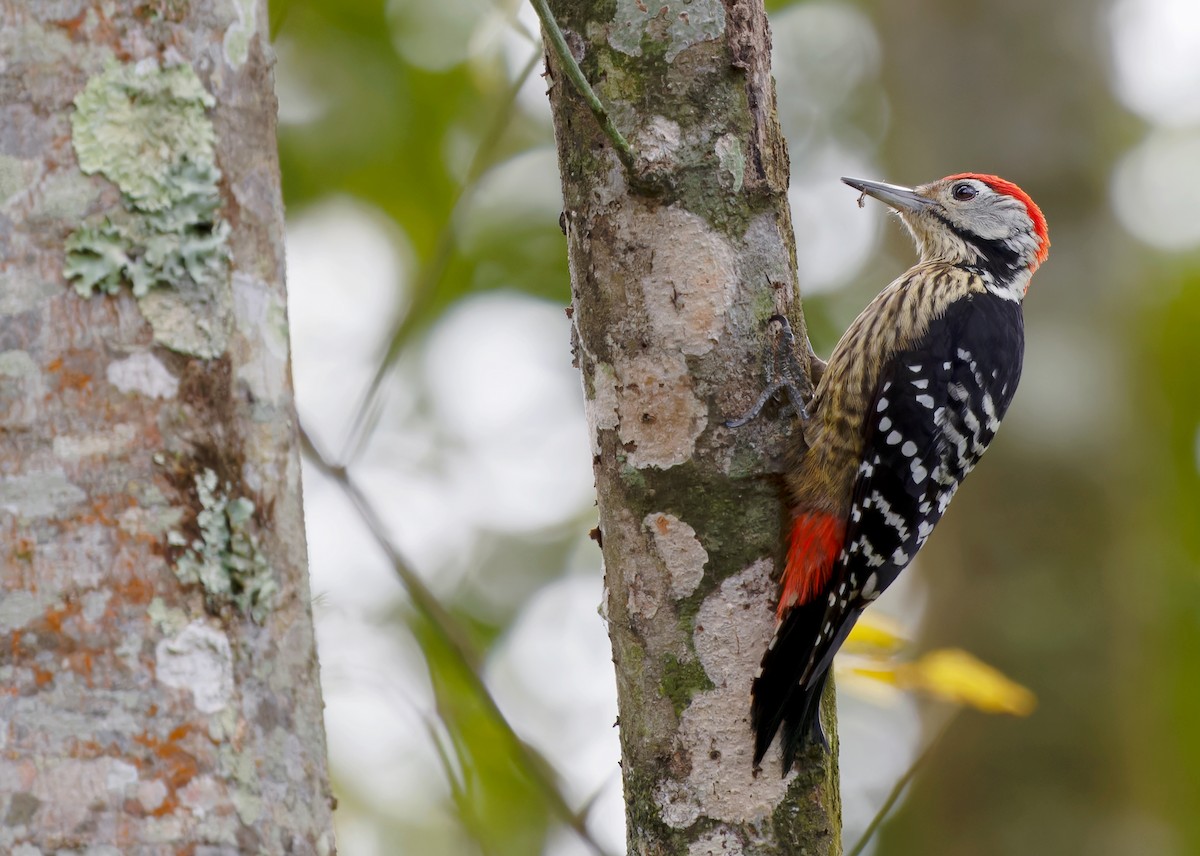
[
  {"x1": 339, "y1": 48, "x2": 544, "y2": 464},
  {"x1": 846, "y1": 713, "x2": 960, "y2": 856},
  {"x1": 528, "y1": 0, "x2": 637, "y2": 173},
  {"x1": 299, "y1": 427, "x2": 614, "y2": 856}
]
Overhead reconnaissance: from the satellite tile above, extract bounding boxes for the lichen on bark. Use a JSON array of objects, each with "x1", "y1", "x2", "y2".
[
  {"x1": 168, "y1": 468, "x2": 278, "y2": 623},
  {"x1": 66, "y1": 59, "x2": 230, "y2": 299},
  {"x1": 65, "y1": 57, "x2": 234, "y2": 358}
]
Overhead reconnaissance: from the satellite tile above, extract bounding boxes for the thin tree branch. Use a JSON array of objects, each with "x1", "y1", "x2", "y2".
[
  {"x1": 299, "y1": 426, "x2": 615, "y2": 856},
  {"x1": 339, "y1": 47, "x2": 543, "y2": 464},
  {"x1": 528, "y1": 0, "x2": 637, "y2": 173},
  {"x1": 846, "y1": 712, "x2": 960, "y2": 856}
]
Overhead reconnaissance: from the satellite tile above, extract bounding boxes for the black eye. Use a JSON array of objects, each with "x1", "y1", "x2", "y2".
[{"x1": 952, "y1": 183, "x2": 978, "y2": 201}]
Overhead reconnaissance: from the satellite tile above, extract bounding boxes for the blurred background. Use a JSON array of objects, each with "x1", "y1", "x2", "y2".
[{"x1": 268, "y1": 0, "x2": 1200, "y2": 852}]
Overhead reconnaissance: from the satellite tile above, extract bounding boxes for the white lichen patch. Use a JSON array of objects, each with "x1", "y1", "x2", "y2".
[
  {"x1": 106, "y1": 760, "x2": 140, "y2": 793},
  {"x1": 233, "y1": 787, "x2": 263, "y2": 826},
  {"x1": 609, "y1": 0, "x2": 726, "y2": 62},
  {"x1": 20, "y1": 758, "x2": 144, "y2": 834},
  {"x1": 668, "y1": 561, "x2": 794, "y2": 822},
  {"x1": 81, "y1": 589, "x2": 112, "y2": 624},
  {"x1": 688, "y1": 827, "x2": 744, "y2": 856},
  {"x1": 635, "y1": 205, "x2": 737, "y2": 357},
  {"x1": 231, "y1": 273, "x2": 289, "y2": 409},
  {"x1": 0, "y1": 153, "x2": 37, "y2": 205},
  {"x1": 136, "y1": 778, "x2": 169, "y2": 812},
  {"x1": 636, "y1": 116, "x2": 682, "y2": 168},
  {"x1": 0, "y1": 266, "x2": 60, "y2": 317},
  {"x1": 147, "y1": 597, "x2": 189, "y2": 637},
  {"x1": 137, "y1": 287, "x2": 231, "y2": 359},
  {"x1": 0, "y1": 470, "x2": 87, "y2": 519},
  {"x1": 644, "y1": 512, "x2": 707, "y2": 598},
  {"x1": 609, "y1": 508, "x2": 667, "y2": 622},
  {"x1": 65, "y1": 59, "x2": 232, "y2": 357},
  {"x1": 591, "y1": 156, "x2": 628, "y2": 208},
  {"x1": 120, "y1": 505, "x2": 185, "y2": 540},
  {"x1": 0, "y1": 349, "x2": 43, "y2": 428},
  {"x1": 64, "y1": 166, "x2": 230, "y2": 297},
  {"x1": 221, "y1": 0, "x2": 258, "y2": 68},
  {"x1": 616, "y1": 351, "x2": 707, "y2": 469},
  {"x1": 168, "y1": 469, "x2": 277, "y2": 622},
  {"x1": 106, "y1": 351, "x2": 179, "y2": 399},
  {"x1": 655, "y1": 777, "x2": 702, "y2": 829},
  {"x1": 0, "y1": 591, "x2": 47, "y2": 634},
  {"x1": 178, "y1": 773, "x2": 224, "y2": 814},
  {"x1": 586, "y1": 361, "x2": 620, "y2": 456},
  {"x1": 155, "y1": 621, "x2": 234, "y2": 713},
  {"x1": 52, "y1": 423, "x2": 136, "y2": 460},
  {"x1": 715, "y1": 133, "x2": 745, "y2": 193},
  {"x1": 206, "y1": 706, "x2": 238, "y2": 743},
  {"x1": 28, "y1": 164, "x2": 102, "y2": 224}
]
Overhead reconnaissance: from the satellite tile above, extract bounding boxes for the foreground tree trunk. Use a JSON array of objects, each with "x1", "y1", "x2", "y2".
[
  {"x1": 0, "y1": 3, "x2": 335, "y2": 852},
  {"x1": 541, "y1": 0, "x2": 840, "y2": 852}
]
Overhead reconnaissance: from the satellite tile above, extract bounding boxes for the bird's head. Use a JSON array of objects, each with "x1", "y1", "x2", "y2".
[{"x1": 842, "y1": 173, "x2": 1049, "y2": 297}]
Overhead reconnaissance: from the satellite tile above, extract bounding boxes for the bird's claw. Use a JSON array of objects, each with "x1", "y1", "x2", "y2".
[{"x1": 728, "y1": 315, "x2": 813, "y2": 427}]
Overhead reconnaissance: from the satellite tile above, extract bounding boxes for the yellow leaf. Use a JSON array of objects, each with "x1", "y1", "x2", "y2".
[
  {"x1": 842, "y1": 662, "x2": 898, "y2": 685},
  {"x1": 844, "y1": 612, "x2": 909, "y2": 654},
  {"x1": 896, "y1": 648, "x2": 1037, "y2": 716},
  {"x1": 837, "y1": 657, "x2": 904, "y2": 704}
]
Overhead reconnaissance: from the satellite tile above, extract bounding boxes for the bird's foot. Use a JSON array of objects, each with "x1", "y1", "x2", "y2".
[{"x1": 727, "y1": 315, "x2": 814, "y2": 427}]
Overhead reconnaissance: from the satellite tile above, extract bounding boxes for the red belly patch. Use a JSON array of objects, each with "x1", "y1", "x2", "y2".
[{"x1": 779, "y1": 513, "x2": 846, "y2": 618}]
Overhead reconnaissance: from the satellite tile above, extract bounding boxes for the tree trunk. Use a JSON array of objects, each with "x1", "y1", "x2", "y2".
[
  {"x1": 0, "y1": 3, "x2": 335, "y2": 853},
  {"x1": 541, "y1": 1, "x2": 840, "y2": 852}
]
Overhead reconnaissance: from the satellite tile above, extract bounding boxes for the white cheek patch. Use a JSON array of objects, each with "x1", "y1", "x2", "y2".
[{"x1": 950, "y1": 193, "x2": 1031, "y2": 242}]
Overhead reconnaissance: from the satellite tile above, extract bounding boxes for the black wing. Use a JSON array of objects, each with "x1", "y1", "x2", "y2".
[{"x1": 793, "y1": 294, "x2": 1024, "y2": 748}]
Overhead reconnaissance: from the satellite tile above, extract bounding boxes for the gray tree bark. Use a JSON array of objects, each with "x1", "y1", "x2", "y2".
[
  {"x1": 541, "y1": 1, "x2": 840, "y2": 853},
  {"x1": 0, "y1": 3, "x2": 335, "y2": 853}
]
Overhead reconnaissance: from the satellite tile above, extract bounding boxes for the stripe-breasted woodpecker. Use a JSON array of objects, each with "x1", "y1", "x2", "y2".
[{"x1": 747, "y1": 173, "x2": 1049, "y2": 773}]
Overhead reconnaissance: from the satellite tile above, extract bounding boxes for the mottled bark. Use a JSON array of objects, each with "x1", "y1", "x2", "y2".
[
  {"x1": 0, "y1": 3, "x2": 335, "y2": 853},
  {"x1": 541, "y1": 1, "x2": 840, "y2": 853}
]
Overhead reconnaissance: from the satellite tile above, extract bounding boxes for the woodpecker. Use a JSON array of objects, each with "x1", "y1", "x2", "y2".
[{"x1": 748, "y1": 174, "x2": 1049, "y2": 773}]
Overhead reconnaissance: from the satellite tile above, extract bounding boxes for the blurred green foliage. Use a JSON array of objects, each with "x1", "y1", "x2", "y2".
[
  {"x1": 1132, "y1": 270, "x2": 1200, "y2": 849},
  {"x1": 414, "y1": 614, "x2": 552, "y2": 856},
  {"x1": 271, "y1": 1, "x2": 584, "y2": 851},
  {"x1": 272, "y1": 0, "x2": 566, "y2": 341}
]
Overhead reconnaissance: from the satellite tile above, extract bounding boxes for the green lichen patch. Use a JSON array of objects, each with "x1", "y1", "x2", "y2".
[
  {"x1": 608, "y1": 0, "x2": 725, "y2": 63},
  {"x1": 222, "y1": 0, "x2": 258, "y2": 68},
  {"x1": 65, "y1": 161, "x2": 228, "y2": 298},
  {"x1": 660, "y1": 653, "x2": 713, "y2": 716},
  {"x1": 65, "y1": 59, "x2": 230, "y2": 301},
  {"x1": 72, "y1": 60, "x2": 216, "y2": 209},
  {"x1": 147, "y1": 596, "x2": 189, "y2": 636},
  {"x1": 169, "y1": 469, "x2": 277, "y2": 623}
]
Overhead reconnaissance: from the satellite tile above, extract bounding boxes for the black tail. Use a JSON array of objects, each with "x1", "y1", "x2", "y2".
[
  {"x1": 751, "y1": 596, "x2": 831, "y2": 772},
  {"x1": 752, "y1": 596, "x2": 862, "y2": 773}
]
